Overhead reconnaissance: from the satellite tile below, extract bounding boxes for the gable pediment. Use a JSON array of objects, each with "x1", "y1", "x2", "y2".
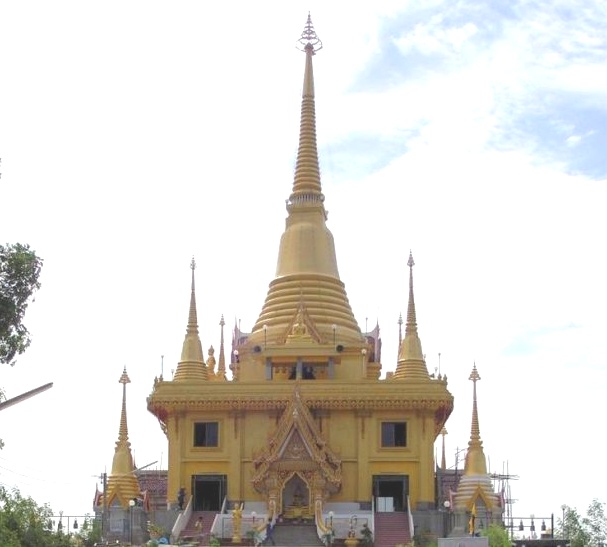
[
  {"x1": 281, "y1": 303, "x2": 323, "y2": 345},
  {"x1": 280, "y1": 430, "x2": 312, "y2": 461},
  {"x1": 252, "y1": 386, "x2": 341, "y2": 491}
]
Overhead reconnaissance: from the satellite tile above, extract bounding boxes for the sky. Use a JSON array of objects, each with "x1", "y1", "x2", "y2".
[{"x1": 1, "y1": 0, "x2": 606, "y2": 533}]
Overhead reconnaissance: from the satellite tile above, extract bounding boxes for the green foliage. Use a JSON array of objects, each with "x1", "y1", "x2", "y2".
[
  {"x1": 0, "y1": 485, "x2": 71, "y2": 546},
  {"x1": 0, "y1": 387, "x2": 5, "y2": 449},
  {"x1": 560, "y1": 499, "x2": 607, "y2": 547},
  {"x1": 77, "y1": 515, "x2": 103, "y2": 547},
  {"x1": 480, "y1": 523, "x2": 510, "y2": 547},
  {"x1": 0, "y1": 243, "x2": 43, "y2": 366}
]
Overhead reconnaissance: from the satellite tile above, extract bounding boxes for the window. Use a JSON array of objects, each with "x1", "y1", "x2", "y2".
[
  {"x1": 194, "y1": 422, "x2": 219, "y2": 447},
  {"x1": 381, "y1": 422, "x2": 407, "y2": 447}
]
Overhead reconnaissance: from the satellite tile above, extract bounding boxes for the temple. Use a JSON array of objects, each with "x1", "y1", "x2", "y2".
[{"x1": 94, "y1": 14, "x2": 506, "y2": 546}]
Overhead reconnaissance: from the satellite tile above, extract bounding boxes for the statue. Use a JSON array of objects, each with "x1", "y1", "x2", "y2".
[
  {"x1": 291, "y1": 310, "x2": 308, "y2": 336},
  {"x1": 207, "y1": 345, "x2": 216, "y2": 376},
  {"x1": 232, "y1": 502, "x2": 244, "y2": 543},
  {"x1": 292, "y1": 486, "x2": 304, "y2": 506}
]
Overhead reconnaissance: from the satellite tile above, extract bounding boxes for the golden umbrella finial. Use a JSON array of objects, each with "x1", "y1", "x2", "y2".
[{"x1": 297, "y1": 13, "x2": 323, "y2": 53}]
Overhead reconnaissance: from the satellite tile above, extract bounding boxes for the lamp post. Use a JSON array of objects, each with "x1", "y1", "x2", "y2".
[
  {"x1": 443, "y1": 500, "x2": 451, "y2": 537},
  {"x1": 361, "y1": 348, "x2": 367, "y2": 376},
  {"x1": 129, "y1": 499, "x2": 135, "y2": 545}
]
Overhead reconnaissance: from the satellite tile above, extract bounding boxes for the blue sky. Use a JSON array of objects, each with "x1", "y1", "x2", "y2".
[{"x1": 1, "y1": 0, "x2": 606, "y2": 535}]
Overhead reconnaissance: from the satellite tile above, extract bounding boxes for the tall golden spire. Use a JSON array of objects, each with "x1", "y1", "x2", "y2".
[
  {"x1": 105, "y1": 367, "x2": 140, "y2": 508},
  {"x1": 291, "y1": 12, "x2": 323, "y2": 199},
  {"x1": 392, "y1": 252, "x2": 430, "y2": 380},
  {"x1": 173, "y1": 257, "x2": 208, "y2": 381},
  {"x1": 453, "y1": 364, "x2": 499, "y2": 511},
  {"x1": 464, "y1": 364, "x2": 486, "y2": 476},
  {"x1": 249, "y1": 15, "x2": 362, "y2": 348},
  {"x1": 217, "y1": 315, "x2": 227, "y2": 380}
]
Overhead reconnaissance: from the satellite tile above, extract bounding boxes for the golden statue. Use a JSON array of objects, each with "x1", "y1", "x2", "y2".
[
  {"x1": 468, "y1": 504, "x2": 476, "y2": 535},
  {"x1": 232, "y1": 502, "x2": 244, "y2": 543}
]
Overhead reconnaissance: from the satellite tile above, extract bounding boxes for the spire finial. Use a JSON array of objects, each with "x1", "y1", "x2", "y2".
[
  {"x1": 217, "y1": 314, "x2": 227, "y2": 380},
  {"x1": 187, "y1": 257, "x2": 198, "y2": 332},
  {"x1": 119, "y1": 366, "x2": 130, "y2": 386},
  {"x1": 297, "y1": 13, "x2": 323, "y2": 53},
  {"x1": 406, "y1": 252, "x2": 417, "y2": 332},
  {"x1": 190, "y1": 256, "x2": 196, "y2": 289},
  {"x1": 469, "y1": 362, "x2": 481, "y2": 383},
  {"x1": 469, "y1": 363, "x2": 481, "y2": 441},
  {"x1": 117, "y1": 367, "x2": 131, "y2": 445},
  {"x1": 289, "y1": 14, "x2": 324, "y2": 200}
]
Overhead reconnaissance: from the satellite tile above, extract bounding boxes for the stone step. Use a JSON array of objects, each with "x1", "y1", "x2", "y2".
[{"x1": 271, "y1": 523, "x2": 325, "y2": 547}]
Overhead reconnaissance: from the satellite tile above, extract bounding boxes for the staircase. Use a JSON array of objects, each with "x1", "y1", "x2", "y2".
[
  {"x1": 271, "y1": 522, "x2": 325, "y2": 546},
  {"x1": 178, "y1": 510, "x2": 218, "y2": 544},
  {"x1": 373, "y1": 512, "x2": 412, "y2": 547}
]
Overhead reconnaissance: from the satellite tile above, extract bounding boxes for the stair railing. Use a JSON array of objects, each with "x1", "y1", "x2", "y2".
[
  {"x1": 170, "y1": 495, "x2": 192, "y2": 543},
  {"x1": 407, "y1": 495, "x2": 414, "y2": 539},
  {"x1": 314, "y1": 499, "x2": 333, "y2": 545}
]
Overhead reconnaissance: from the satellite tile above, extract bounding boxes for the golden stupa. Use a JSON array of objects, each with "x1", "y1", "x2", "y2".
[{"x1": 147, "y1": 14, "x2": 454, "y2": 536}]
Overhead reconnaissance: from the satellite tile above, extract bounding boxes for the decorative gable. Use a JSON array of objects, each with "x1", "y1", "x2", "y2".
[
  {"x1": 252, "y1": 386, "x2": 341, "y2": 492},
  {"x1": 281, "y1": 303, "x2": 323, "y2": 345}
]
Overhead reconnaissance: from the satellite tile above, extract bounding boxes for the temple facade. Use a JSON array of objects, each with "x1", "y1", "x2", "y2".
[{"x1": 146, "y1": 17, "x2": 454, "y2": 537}]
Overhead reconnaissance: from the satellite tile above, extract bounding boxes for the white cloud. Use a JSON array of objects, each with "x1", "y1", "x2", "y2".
[{"x1": 394, "y1": 18, "x2": 479, "y2": 57}]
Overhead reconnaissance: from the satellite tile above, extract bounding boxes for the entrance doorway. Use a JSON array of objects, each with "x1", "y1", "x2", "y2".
[
  {"x1": 192, "y1": 475, "x2": 227, "y2": 511},
  {"x1": 372, "y1": 475, "x2": 408, "y2": 512},
  {"x1": 282, "y1": 474, "x2": 310, "y2": 520}
]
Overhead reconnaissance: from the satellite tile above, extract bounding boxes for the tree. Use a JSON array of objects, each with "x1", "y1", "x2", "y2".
[
  {"x1": 0, "y1": 387, "x2": 5, "y2": 449},
  {"x1": 0, "y1": 486, "x2": 71, "y2": 546},
  {"x1": 76, "y1": 515, "x2": 103, "y2": 547},
  {"x1": 0, "y1": 243, "x2": 43, "y2": 366},
  {"x1": 585, "y1": 499, "x2": 607, "y2": 546},
  {"x1": 481, "y1": 523, "x2": 510, "y2": 547},
  {"x1": 559, "y1": 500, "x2": 607, "y2": 547}
]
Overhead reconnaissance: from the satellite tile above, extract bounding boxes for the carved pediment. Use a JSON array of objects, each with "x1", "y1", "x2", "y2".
[
  {"x1": 282, "y1": 303, "x2": 323, "y2": 345},
  {"x1": 281, "y1": 430, "x2": 309, "y2": 460},
  {"x1": 252, "y1": 386, "x2": 341, "y2": 492}
]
